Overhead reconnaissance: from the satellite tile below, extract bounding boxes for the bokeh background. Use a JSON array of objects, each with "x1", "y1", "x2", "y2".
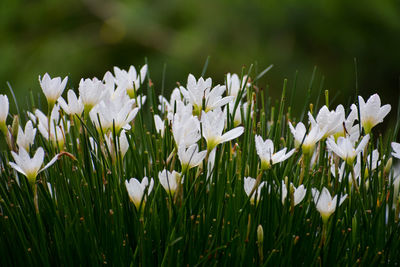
[{"x1": 1, "y1": 0, "x2": 399, "y2": 120}]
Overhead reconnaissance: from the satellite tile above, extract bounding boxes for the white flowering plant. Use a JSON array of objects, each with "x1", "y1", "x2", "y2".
[{"x1": 0, "y1": 62, "x2": 399, "y2": 266}]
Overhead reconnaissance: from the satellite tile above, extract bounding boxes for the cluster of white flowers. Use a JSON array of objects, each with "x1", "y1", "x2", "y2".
[
  {"x1": 2, "y1": 65, "x2": 147, "y2": 186},
  {"x1": 1, "y1": 63, "x2": 399, "y2": 224},
  {"x1": 155, "y1": 74, "x2": 245, "y2": 198}
]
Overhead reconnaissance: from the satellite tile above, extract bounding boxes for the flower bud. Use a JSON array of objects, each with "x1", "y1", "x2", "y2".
[
  {"x1": 290, "y1": 183, "x2": 295, "y2": 212},
  {"x1": 11, "y1": 115, "x2": 19, "y2": 140},
  {"x1": 325, "y1": 90, "x2": 329, "y2": 107},
  {"x1": 384, "y1": 158, "x2": 393, "y2": 178},
  {"x1": 0, "y1": 94, "x2": 9, "y2": 134},
  {"x1": 257, "y1": 224, "x2": 264, "y2": 244}
]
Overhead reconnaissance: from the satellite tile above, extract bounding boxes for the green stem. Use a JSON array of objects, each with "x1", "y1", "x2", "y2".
[{"x1": 34, "y1": 183, "x2": 39, "y2": 214}]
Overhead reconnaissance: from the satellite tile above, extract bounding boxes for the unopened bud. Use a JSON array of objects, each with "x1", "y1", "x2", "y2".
[
  {"x1": 270, "y1": 107, "x2": 275, "y2": 125},
  {"x1": 11, "y1": 115, "x2": 19, "y2": 139},
  {"x1": 257, "y1": 224, "x2": 264, "y2": 244},
  {"x1": 290, "y1": 184, "x2": 295, "y2": 213},
  {"x1": 384, "y1": 158, "x2": 393, "y2": 178},
  {"x1": 352, "y1": 216, "x2": 357, "y2": 241},
  {"x1": 325, "y1": 90, "x2": 329, "y2": 108},
  {"x1": 280, "y1": 137, "x2": 286, "y2": 147}
]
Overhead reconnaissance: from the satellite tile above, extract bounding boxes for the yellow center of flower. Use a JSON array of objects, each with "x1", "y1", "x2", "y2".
[
  {"x1": 193, "y1": 104, "x2": 202, "y2": 117},
  {"x1": 127, "y1": 87, "x2": 136, "y2": 99},
  {"x1": 207, "y1": 137, "x2": 220, "y2": 152},
  {"x1": 362, "y1": 119, "x2": 374, "y2": 134},
  {"x1": 25, "y1": 170, "x2": 39, "y2": 185},
  {"x1": 302, "y1": 143, "x2": 315, "y2": 157},
  {"x1": 261, "y1": 160, "x2": 271, "y2": 170}
]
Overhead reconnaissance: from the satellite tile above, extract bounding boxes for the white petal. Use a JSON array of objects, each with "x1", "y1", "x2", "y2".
[
  {"x1": 140, "y1": 64, "x2": 148, "y2": 83},
  {"x1": 244, "y1": 177, "x2": 256, "y2": 196},
  {"x1": 9, "y1": 162, "x2": 27, "y2": 177},
  {"x1": 294, "y1": 185, "x2": 306, "y2": 206},
  {"x1": 339, "y1": 194, "x2": 347, "y2": 206},
  {"x1": 220, "y1": 127, "x2": 244, "y2": 143},
  {"x1": 282, "y1": 148, "x2": 295, "y2": 162},
  {"x1": 38, "y1": 153, "x2": 60, "y2": 174},
  {"x1": 355, "y1": 134, "x2": 370, "y2": 155},
  {"x1": 378, "y1": 104, "x2": 391, "y2": 122},
  {"x1": 147, "y1": 178, "x2": 154, "y2": 195}
]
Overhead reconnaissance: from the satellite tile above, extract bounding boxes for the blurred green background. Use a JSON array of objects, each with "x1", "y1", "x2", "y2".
[{"x1": 0, "y1": 0, "x2": 399, "y2": 118}]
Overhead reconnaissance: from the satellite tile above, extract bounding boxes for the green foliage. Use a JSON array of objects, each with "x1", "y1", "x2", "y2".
[{"x1": 0, "y1": 64, "x2": 399, "y2": 265}]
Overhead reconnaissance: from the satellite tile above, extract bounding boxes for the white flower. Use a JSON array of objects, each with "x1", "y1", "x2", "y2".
[
  {"x1": 178, "y1": 144, "x2": 207, "y2": 172},
  {"x1": 224, "y1": 101, "x2": 251, "y2": 127},
  {"x1": 58, "y1": 89, "x2": 84, "y2": 116},
  {"x1": 180, "y1": 74, "x2": 233, "y2": 115},
  {"x1": 288, "y1": 122, "x2": 325, "y2": 156},
  {"x1": 281, "y1": 181, "x2": 306, "y2": 206},
  {"x1": 27, "y1": 111, "x2": 37, "y2": 124},
  {"x1": 366, "y1": 149, "x2": 380, "y2": 171},
  {"x1": 35, "y1": 105, "x2": 69, "y2": 148},
  {"x1": 225, "y1": 73, "x2": 249, "y2": 100},
  {"x1": 90, "y1": 99, "x2": 139, "y2": 133},
  {"x1": 392, "y1": 142, "x2": 400, "y2": 159},
  {"x1": 125, "y1": 177, "x2": 154, "y2": 209},
  {"x1": 9, "y1": 147, "x2": 59, "y2": 184},
  {"x1": 117, "y1": 130, "x2": 130, "y2": 159},
  {"x1": 326, "y1": 134, "x2": 370, "y2": 165},
  {"x1": 172, "y1": 109, "x2": 201, "y2": 148},
  {"x1": 332, "y1": 105, "x2": 358, "y2": 139},
  {"x1": 104, "y1": 130, "x2": 129, "y2": 162},
  {"x1": 308, "y1": 105, "x2": 343, "y2": 138},
  {"x1": 330, "y1": 161, "x2": 360, "y2": 184},
  {"x1": 103, "y1": 130, "x2": 129, "y2": 162},
  {"x1": 0, "y1": 94, "x2": 9, "y2": 131},
  {"x1": 330, "y1": 149, "x2": 379, "y2": 189},
  {"x1": 154, "y1": 115, "x2": 165, "y2": 137},
  {"x1": 158, "y1": 88, "x2": 182, "y2": 115},
  {"x1": 312, "y1": 187, "x2": 347, "y2": 223},
  {"x1": 158, "y1": 169, "x2": 181, "y2": 196},
  {"x1": 78, "y1": 78, "x2": 106, "y2": 113},
  {"x1": 89, "y1": 83, "x2": 139, "y2": 133},
  {"x1": 171, "y1": 100, "x2": 193, "y2": 121},
  {"x1": 244, "y1": 177, "x2": 266, "y2": 205},
  {"x1": 104, "y1": 82, "x2": 131, "y2": 104},
  {"x1": 347, "y1": 124, "x2": 361, "y2": 144},
  {"x1": 39, "y1": 73, "x2": 68, "y2": 107},
  {"x1": 102, "y1": 71, "x2": 117, "y2": 94},
  {"x1": 17, "y1": 121, "x2": 36, "y2": 151},
  {"x1": 114, "y1": 64, "x2": 147, "y2": 98},
  {"x1": 255, "y1": 135, "x2": 295, "y2": 170},
  {"x1": 355, "y1": 94, "x2": 391, "y2": 134},
  {"x1": 201, "y1": 109, "x2": 244, "y2": 152}
]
